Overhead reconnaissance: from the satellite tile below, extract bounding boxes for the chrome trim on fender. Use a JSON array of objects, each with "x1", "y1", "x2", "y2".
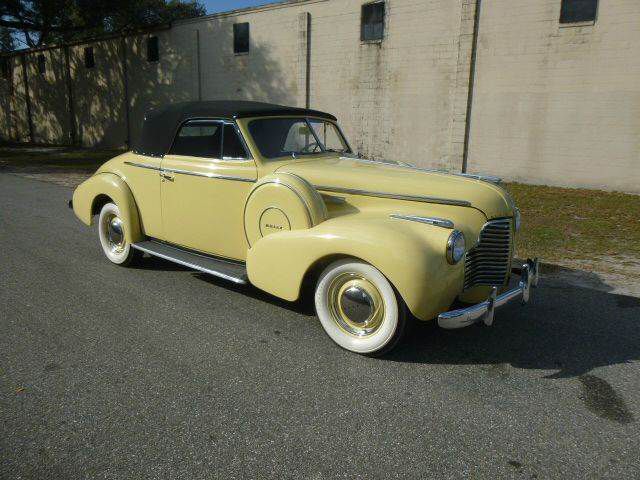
[
  {"x1": 397, "y1": 163, "x2": 502, "y2": 185},
  {"x1": 390, "y1": 214, "x2": 454, "y2": 229},
  {"x1": 438, "y1": 258, "x2": 540, "y2": 329},
  {"x1": 314, "y1": 185, "x2": 471, "y2": 207},
  {"x1": 124, "y1": 161, "x2": 161, "y2": 171},
  {"x1": 161, "y1": 167, "x2": 256, "y2": 183}
]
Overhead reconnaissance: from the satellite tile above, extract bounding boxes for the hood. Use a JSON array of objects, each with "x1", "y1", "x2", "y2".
[{"x1": 276, "y1": 157, "x2": 514, "y2": 219}]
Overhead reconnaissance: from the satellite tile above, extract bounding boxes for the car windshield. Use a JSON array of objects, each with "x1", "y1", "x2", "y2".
[{"x1": 248, "y1": 117, "x2": 352, "y2": 159}]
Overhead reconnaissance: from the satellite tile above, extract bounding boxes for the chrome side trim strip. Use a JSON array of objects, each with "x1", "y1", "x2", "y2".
[
  {"x1": 124, "y1": 161, "x2": 161, "y2": 171},
  {"x1": 161, "y1": 167, "x2": 256, "y2": 183},
  {"x1": 395, "y1": 162, "x2": 502, "y2": 185},
  {"x1": 390, "y1": 214, "x2": 454, "y2": 229},
  {"x1": 341, "y1": 158, "x2": 502, "y2": 185},
  {"x1": 314, "y1": 185, "x2": 471, "y2": 207},
  {"x1": 131, "y1": 243, "x2": 247, "y2": 285}
]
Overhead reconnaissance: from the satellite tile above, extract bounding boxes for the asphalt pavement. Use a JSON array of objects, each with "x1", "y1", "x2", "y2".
[{"x1": 1, "y1": 173, "x2": 639, "y2": 479}]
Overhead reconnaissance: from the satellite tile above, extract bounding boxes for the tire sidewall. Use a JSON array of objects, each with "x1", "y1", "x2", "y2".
[
  {"x1": 98, "y1": 203, "x2": 132, "y2": 265},
  {"x1": 315, "y1": 259, "x2": 401, "y2": 354}
]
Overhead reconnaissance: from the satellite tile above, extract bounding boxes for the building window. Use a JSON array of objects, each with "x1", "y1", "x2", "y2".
[
  {"x1": 233, "y1": 23, "x2": 250, "y2": 54},
  {"x1": 37, "y1": 54, "x2": 46, "y2": 74},
  {"x1": 84, "y1": 47, "x2": 95, "y2": 68},
  {"x1": 1, "y1": 58, "x2": 10, "y2": 80},
  {"x1": 560, "y1": 0, "x2": 598, "y2": 24},
  {"x1": 361, "y1": 2, "x2": 385, "y2": 42},
  {"x1": 147, "y1": 36, "x2": 159, "y2": 62}
]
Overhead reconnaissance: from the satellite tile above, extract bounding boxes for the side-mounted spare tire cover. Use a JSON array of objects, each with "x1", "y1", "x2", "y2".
[{"x1": 244, "y1": 173, "x2": 327, "y2": 247}]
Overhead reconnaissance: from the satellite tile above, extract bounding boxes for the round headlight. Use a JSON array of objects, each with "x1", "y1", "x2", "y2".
[
  {"x1": 446, "y1": 230, "x2": 466, "y2": 265},
  {"x1": 514, "y1": 207, "x2": 522, "y2": 232}
]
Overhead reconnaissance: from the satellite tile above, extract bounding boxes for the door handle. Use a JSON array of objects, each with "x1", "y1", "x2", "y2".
[{"x1": 160, "y1": 171, "x2": 175, "y2": 182}]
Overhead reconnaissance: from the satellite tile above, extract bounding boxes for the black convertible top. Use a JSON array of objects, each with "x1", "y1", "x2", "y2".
[{"x1": 132, "y1": 101, "x2": 337, "y2": 157}]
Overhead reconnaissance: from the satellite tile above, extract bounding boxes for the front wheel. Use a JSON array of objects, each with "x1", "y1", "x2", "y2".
[
  {"x1": 315, "y1": 259, "x2": 407, "y2": 355},
  {"x1": 98, "y1": 202, "x2": 138, "y2": 266}
]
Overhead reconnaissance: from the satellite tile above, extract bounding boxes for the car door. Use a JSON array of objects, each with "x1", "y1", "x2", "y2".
[{"x1": 160, "y1": 119, "x2": 257, "y2": 260}]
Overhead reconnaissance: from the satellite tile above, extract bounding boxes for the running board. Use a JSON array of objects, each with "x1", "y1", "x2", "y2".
[{"x1": 131, "y1": 240, "x2": 248, "y2": 285}]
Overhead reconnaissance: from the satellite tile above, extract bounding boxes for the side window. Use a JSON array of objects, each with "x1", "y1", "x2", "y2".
[
  {"x1": 361, "y1": 2, "x2": 385, "y2": 42},
  {"x1": 169, "y1": 121, "x2": 222, "y2": 158},
  {"x1": 560, "y1": 0, "x2": 598, "y2": 24},
  {"x1": 233, "y1": 23, "x2": 250, "y2": 54},
  {"x1": 84, "y1": 47, "x2": 95, "y2": 69},
  {"x1": 222, "y1": 124, "x2": 249, "y2": 159},
  {"x1": 147, "y1": 36, "x2": 159, "y2": 62},
  {"x1": 309, "y1": 120, "x2": 349, "y2": 153},
  {"x1": 37, "y1": 54, "x2": 46, "y2": 75}
]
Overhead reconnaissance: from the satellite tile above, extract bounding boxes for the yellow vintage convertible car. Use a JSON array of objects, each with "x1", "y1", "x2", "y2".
[{"x1": 71, "y1": 101, "x2": 539, "y2": 355}]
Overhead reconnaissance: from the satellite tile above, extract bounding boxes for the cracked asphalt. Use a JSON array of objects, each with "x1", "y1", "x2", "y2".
[{"x1": 1, "y1": 173, "x2": 639, "y2": 479}]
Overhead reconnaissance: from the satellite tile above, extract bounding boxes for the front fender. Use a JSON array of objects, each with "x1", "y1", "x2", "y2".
[
  {"x1": 246, "y1": 214, "x2": 464, "y2": 321},
  {"x1": 72, "y1": 173, "x2": 143, "y2": 244}
]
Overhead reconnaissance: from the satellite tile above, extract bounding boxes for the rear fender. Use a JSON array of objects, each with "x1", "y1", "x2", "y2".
[
  {"x1": 72, "y1": 173, "x2": 143, "y2": 244},
  {"x1": 246, "y1": 215, "x2": 464, "y2": 321}
]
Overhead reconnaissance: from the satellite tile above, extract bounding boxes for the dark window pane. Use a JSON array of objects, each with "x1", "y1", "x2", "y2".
[
  {"x1": 1, "y1": 58, "x2": 10, "y2": 79},
  {"x1": 147, "y1": 36, "x2": 159, "y2": 62},
  {"x1": 560, "y1": 0, "x2": 598, "y2": 23},
  {"x1": 169, "y1": 121, "x2": 222, "y2": 158},
  {"x1": 84, "y1": 47, "x2": 95, "y2": 68},
  {"x1": 37, "y1": 54, "x2": 46, "y2": 74},
  {"x1": 222, "y1": 125, "x2": 248, "y2": 159},
  {"x1": 234, "y1": 23, "x2": 250, "y2": 54},
  {"x1": 361, "y1": 2, "x2": 385, "y2": 41}
]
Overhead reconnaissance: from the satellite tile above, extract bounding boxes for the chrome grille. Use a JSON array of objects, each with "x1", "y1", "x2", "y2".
[{"x1": 464, "y1": 218, "x2": 513, "y2": 290}]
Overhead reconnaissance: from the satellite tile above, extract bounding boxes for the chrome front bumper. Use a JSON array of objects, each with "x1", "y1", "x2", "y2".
[{"x1": 438, "y1": 258, "x2": 540, "y2": 330}]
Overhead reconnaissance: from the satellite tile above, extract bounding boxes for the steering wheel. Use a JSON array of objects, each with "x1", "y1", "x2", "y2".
[{"x1": 300, "y1": 141, "x2": 321, "y2": 153}]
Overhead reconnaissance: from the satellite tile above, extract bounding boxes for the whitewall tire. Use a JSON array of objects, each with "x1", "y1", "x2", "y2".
[
  {"x1": 98, "y1": 202, "x2": 137, "y2": 266},
  {"x1": 315, "y1": 259, "x2": 406, "y2": 355}
]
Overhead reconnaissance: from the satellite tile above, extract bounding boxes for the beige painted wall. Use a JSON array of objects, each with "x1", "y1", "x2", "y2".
[
  {"x1": 25, "y1": 49, "x2": 72, "y2": 144},
  {"x1": 0, "y1": 56, "x2": 30, "y2": 142},
  {"x1": 126, "y1": 28, "x2": 200, "y2": 144},
  {"x1": 1, "y1": 0, "x2": 638, "y2": 193},
  {"x1": 467, "y1": 0, "x2": 640, "y2": 193},
  {"x1": 174, "y1": 0, "x2": 472, "y2": 170},
  {"x1": 69, "y1": 39, "x2": 127, "y2": 147}
]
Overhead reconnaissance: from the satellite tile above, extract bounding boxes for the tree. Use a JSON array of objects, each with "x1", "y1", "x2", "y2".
[
  {"x1": 0, "y1": 26, "x2": 15, "y2": 52},
  {"x1": 0, "y1": 0, "x2": 206, "y2": 49}
]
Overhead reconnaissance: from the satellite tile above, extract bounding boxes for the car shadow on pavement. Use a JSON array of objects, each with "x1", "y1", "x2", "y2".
[
  {"x1": 129, "y1": 254, "x2": 192, "y2": 272},
  {"x1": 384, "y1": 282, "x2": 640, "y2": 381},
  {"x1": 138, "y1": 256, "x2": 640, "y2": 380},
  {"x1": 192, "y1": 272, "x2": 317, "y2": 317}
]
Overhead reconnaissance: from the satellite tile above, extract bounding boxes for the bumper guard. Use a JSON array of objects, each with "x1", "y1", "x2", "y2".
[{"x1": 438, "y1": 258, "x2": 540, "y2": 329}]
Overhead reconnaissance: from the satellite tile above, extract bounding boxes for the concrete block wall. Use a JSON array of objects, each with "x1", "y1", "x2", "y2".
[
  {"x1": 69, "y1": 39, "x2": 127, "y2": 147},
  {"x1": 175, "y1": 2, "x2": 310, "y2": 107},
  {"x1": 0, "y1": 56, "x2": 30, "y2": 142},
  {"x1": 306, "y1": 0, "x2": 465, "y2": 169},
  {"x1": 467, "y1": 0, "x2": 640, "y2": 192},
  {"x1": 174, "y1": 0, "x2": 467, "y2": 169},
  {"x1": 126, "y1": 28, "x2": 200, "y2": 143},
  {"x1": 1, "y1": 0, "x2": 639, "y2": 193},
  {"x1": 24, "y1": 49, "x2": 71, "y2": 144}
]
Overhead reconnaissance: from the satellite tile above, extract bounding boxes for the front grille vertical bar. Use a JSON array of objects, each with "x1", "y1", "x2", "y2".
[{"x1": 464, "y1": 218, "x2": 513, "y2": 290}]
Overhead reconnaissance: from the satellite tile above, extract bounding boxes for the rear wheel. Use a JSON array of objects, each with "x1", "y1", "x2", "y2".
[
  {"x1": 98, "y1": 202, "x2": 138, "y2": 266},
  {"x1": 315, "y1": 259, "x2": 406, "y2": 355}
]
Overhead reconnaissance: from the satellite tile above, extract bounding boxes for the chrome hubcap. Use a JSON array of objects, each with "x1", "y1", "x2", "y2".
[
  {"x1": 327, "y1": 273, "x2": 385, "y2": 337},
  {"x1": 104, "y1": 214, "x2": 125, "y2": 253}
]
